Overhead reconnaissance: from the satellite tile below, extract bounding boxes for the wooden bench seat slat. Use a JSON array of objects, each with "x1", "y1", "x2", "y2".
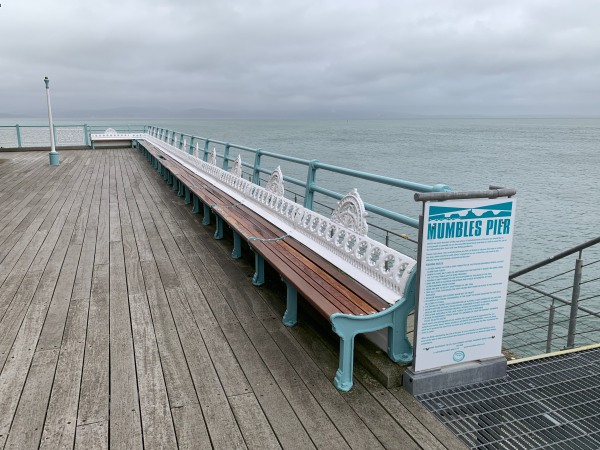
[{"x1": 209, "y1": 202, "x2": 381, "y2": 316}]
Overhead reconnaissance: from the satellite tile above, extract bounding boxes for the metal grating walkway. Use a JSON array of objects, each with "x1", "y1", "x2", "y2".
[{"x1": 418, "y1": 346, "x2": 600, "y2": 449}]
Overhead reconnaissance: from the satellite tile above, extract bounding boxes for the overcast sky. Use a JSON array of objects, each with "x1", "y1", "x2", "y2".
[{"x1": 1, "y1": 0, "x2": 600, "y2": 118}]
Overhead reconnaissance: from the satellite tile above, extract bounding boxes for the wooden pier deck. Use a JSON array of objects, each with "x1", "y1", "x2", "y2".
[{"x1": 0, "y1": 149, "x2": 466, "y2": 450}]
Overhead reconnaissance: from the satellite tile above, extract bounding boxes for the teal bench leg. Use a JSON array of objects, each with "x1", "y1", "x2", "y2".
[
  {"x1": 329, "y1": 272, "x2": 416, "y2": 391},
  {"x1": 192, "y1": 195, "x2": 200, "y2": 214},
  {"x1": 214, "y1": 215, "x2": 224, "y2": 239},
  {"x1": 172, "y1": 177, "x2": 178, "y2": 191},
  {"x1": 252, "y1": 253, "x2": 265, "y2": 286},
  {"x1": 202, "y1": 203, "x2": 211, "y2": 225},
  {"x1": 232, "y1": 232, "x2": 242, "y2": 259},
  {"x1": 333, "y1": 331, "x2": 357, "y2": 392},
  {"x1": 184, "y1": 186, "x2": 191, "y2": 204},
  {"x1": 282, "y1": 279, "x2": 298, "y2": 327},
  {"x1": 178, "y1": 180, "x2": 185, "y2": 197},
  {"x1": 164, "y1": 169, "x2": 169, "y2": 182},
  {"x1": 387, "y1": 297, "x2": 414, "y2": 363}
]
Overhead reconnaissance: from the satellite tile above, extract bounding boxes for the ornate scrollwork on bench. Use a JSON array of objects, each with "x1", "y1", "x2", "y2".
[{"x1": 146, "y1": 134, "x2": 416, "y2": 304}]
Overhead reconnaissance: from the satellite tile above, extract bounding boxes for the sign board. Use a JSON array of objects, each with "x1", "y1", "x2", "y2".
[{"x1": 415, "y1": 197, "x2": 516, "y2": 372}]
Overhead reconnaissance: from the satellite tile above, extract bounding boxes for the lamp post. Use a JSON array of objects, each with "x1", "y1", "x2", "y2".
[{"x1": 44, "y1": 77, "x2": 59, "y2": 166}]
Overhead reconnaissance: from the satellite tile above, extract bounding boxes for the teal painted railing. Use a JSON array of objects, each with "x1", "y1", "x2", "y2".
[
  {"x1": 0, "y1": 124, "x2": 145, "y2": 149},
  {"x1": 145, "y1": 125, "x2": 452, "y2": 252}
]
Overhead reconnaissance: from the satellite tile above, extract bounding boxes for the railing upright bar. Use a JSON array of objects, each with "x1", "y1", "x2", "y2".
[
  {"x1": 15, "y1": 125, "x2": 22, "y2": 148},
  {"x1": 546, "y1": 300, "x2": 555, "y2": 353},
  {"x1": 567, "y1": 252, "x2": 584, "y2": 348},
  {"x1": 252, "y1": 149, "x2": 262, "y2": 185},
  {"x1": 304, "y1": 160, "x2": 319, "y2": 210}
]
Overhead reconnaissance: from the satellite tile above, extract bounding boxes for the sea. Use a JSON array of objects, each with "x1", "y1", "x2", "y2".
[{"x1": 3, "y1": 117, "x2": 599, "y2": 355}]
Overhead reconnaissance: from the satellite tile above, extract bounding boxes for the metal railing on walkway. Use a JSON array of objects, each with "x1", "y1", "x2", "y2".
[
  {"x1": 145, "y1": 125, "x2": 453, "y2": 253},
  {"x1": 504, "y1": 236, "x2": 600, "y2": 357},
  {"x1": 0, "y1": 124, "x2": 145, "y2": 149}
]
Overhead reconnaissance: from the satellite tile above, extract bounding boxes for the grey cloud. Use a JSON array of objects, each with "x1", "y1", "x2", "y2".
[{"x1": 1, "y1": 0, "x2": 600, "y2": 117}]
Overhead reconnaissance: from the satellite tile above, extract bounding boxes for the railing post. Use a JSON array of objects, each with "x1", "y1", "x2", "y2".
[
  {"x1": 15, "y1": 124, "x2": 22, "y2": 148},
  {"x1": 566, "y1": 251, "x2": 584, "y2": 348},
  {"x1": 546, "y1": 300, "x2": 555, "y2": 353},
  {"x1": 304, "y1": 160, "x2": 319, "y2": 209},
  {"x1": 84, "y1": 124, "x2": 90, "y2": 146},
  {"x1": 180, "y1": 133, "x2": 185, "y2": 149},
  {"x1": 203, "y1": 140, "x2": 210, "y2": 161},
  {"x1": 222, "y1": 143, "x2": 231, "y2": 171},
  {"x1": 252, "y1": 148, "x2": 262, "y2": 185}
]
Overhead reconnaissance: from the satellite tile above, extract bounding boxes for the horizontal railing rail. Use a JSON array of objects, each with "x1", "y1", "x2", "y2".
[{"x1": 504, "y1": 236, "x2": 600, "y2": 357}]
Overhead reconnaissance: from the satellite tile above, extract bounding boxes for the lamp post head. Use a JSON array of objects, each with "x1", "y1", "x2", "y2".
[{"x1": 44, "y1": 77, "x2": 49, "y2": 89}]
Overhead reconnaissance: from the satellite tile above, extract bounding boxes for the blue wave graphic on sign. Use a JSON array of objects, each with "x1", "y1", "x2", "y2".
[{"x1": 429, "y1": 201, "x2": 512, "y2": 221}]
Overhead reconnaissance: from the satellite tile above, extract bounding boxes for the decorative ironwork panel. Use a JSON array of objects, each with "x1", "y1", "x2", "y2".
[
  {"x1": 20, "y1": 127, "x2": 51, "y2": 147},
  {"x1": 0, "y1": 128, "x2": 17, "y2": 148},
  {"x1": 55, "y1": 127, "x2": 85, "y2": 146}
]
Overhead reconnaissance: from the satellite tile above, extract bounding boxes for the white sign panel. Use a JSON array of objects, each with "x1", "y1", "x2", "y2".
[{"x1": 415, "y1": 197, "x2": 516, "y2": 372}]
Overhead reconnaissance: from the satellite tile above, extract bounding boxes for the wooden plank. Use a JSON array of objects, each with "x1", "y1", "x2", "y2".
[
  {"x1": 0, "y1": 154, "x2": 88, "y2": 285},
  {"x1": 37, "y1": 244, "x2": 83, "y2": 351},
  {"x1": 71, "y1": 152, "x2": 102, "y2": 245},
  {"x1": 74, "y1": 421, "x2": 108, "y2": 450},
  {"x1": 0, "y1": 203, "x2": 89, "y2": 439},
  {"x1": 0, "y1": 156, "x2": 73, "y2": 249},
  {"x1": 94, "y1": 152, "x2": 110, "y2": 265},
  {"x1": 287, "y1": 323, "x2": 424, "y2": 449},
  {"x1": 129, "y1": 293, "x2": 178, "y2": 449},
  {"x1": 139, "y1": 260, "x2": 200, "y2": 410},
  {"x1": 221, "y1": 324, "x2": 316, "y2": 450},
  {"x1": 3, "y1": 349, "x2": 59, "y2": 450},
  {"x1": 109, "y1": 240, "x2": 143, "y2": 450},
  {"x1": 170, "y1": 404, "x2": 212, "y2": 450},
  {"x1": 72, "y1": 152, "x2": 105, "y2": 299},
  {"x1": 130, "y1": 168, "x2": 252, "y2": 396},
  {"x1": 352, "y1": 364, "x2": 453, "y2": 450},
  {"x1": 0, "y1": 270, "x2": 44, "y2": 368},
  {"x1": 0, "y1": 157, "x2": 97, "y2": 369},
  {"x1": 77, "y1": 263, "x2": 109, "y2": 426},
  {"x1": 229, "y1": 393, "x2": 281, "y2": 450},
  {"x1": 126, "y1": 156, "x2": 256, "y2": 399},
  {"x1": 267, "y1": 328, "x2": 386, "y2": 450},
  {"x1": 164, "y1": 287, "x2": 246, "y2": 449},
  {"x1": 388, "y1": 387, "x2": 468, "y2": 450},
  {"x1": 39, "y1": 297, "x2": 89, "y2": 450}
]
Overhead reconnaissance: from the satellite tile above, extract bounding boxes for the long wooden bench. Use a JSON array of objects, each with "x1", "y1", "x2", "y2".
[{"x1": 136, "y1": 136, "x2": 417, "y2": 391}]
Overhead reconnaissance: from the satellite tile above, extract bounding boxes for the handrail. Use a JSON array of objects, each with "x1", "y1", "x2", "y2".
[
  {"x1": 510, "y1": 235, "x2": 600, "y2": 279},
  {"x1": 504, "y1": 235, "x2": 600, "y2": 355}
]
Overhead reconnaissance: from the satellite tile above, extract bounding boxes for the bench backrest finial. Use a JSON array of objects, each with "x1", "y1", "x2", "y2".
[
  {"x1": 331, "y1": 188, "x2": 369, "y2": 236},
  {"x1": 230, "y1": 155, "x2": 242, "y2": 178},
  {"x1": 266, "y1": 166, "x2": 285, "y2": 196},
  {"x1": 209, "y1": 148, "x2": 217, "y2": 166}
]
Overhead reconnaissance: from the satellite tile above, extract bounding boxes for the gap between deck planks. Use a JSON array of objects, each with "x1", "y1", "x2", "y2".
[{"x1": 0, "y1": 149, "x2": 466, "y2": 450}]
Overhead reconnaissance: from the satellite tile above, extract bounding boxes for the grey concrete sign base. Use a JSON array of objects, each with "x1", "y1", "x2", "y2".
[{"x1": 403, "y1": 356, "x2": 507, "y2": 396}]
